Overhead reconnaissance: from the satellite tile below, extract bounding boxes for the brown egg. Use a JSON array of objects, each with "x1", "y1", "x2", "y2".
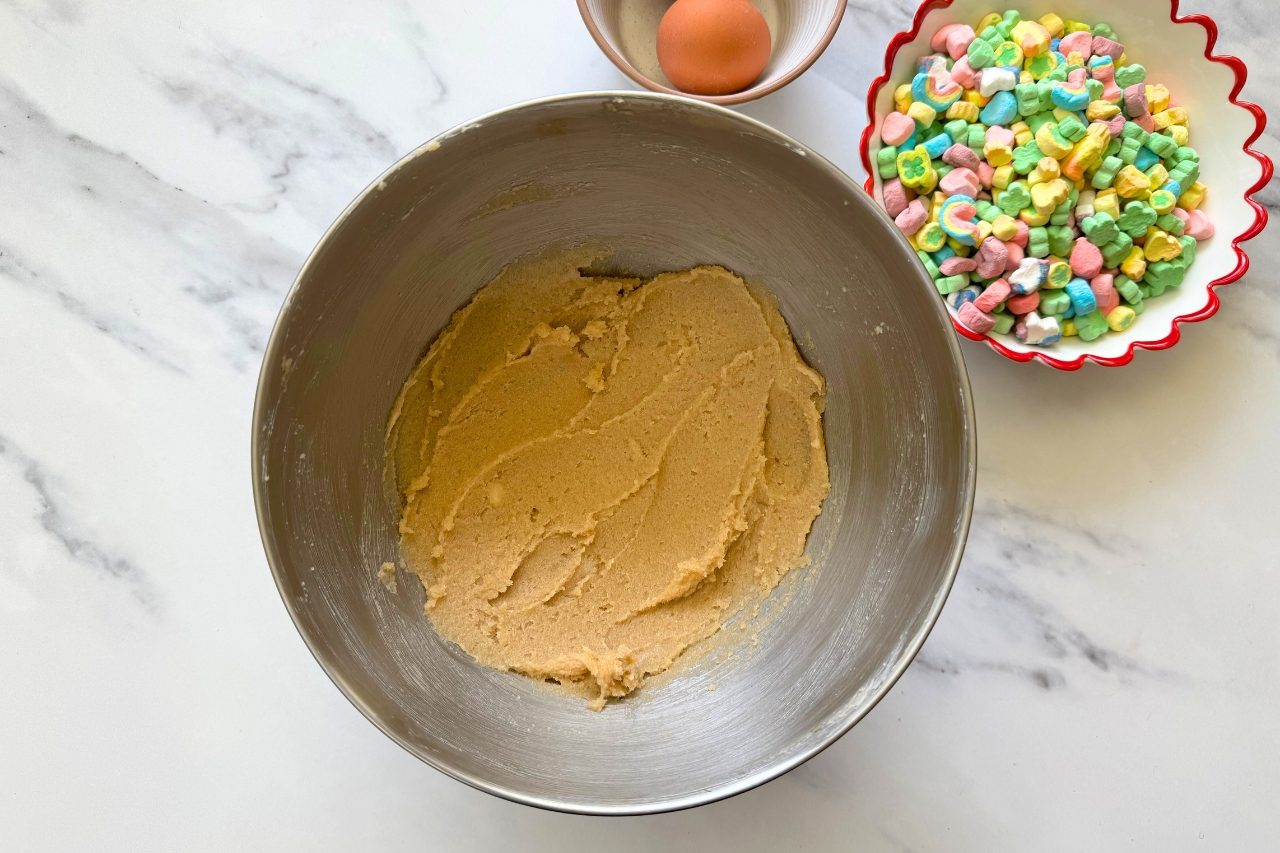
[{"x1": 656, "y1": 0, "x2": 772, "y2": 96}]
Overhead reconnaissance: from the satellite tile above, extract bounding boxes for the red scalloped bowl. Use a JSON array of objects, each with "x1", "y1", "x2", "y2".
[{"x1": 861, "y1": 0, "x2": 1271, "y2": 369}]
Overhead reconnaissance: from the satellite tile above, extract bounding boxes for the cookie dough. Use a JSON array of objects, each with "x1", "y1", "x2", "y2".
[{"x1": 386, "y1": 247, "x2": 829, "y2": 709}]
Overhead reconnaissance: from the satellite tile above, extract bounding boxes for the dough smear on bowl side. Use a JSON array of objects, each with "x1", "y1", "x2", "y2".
[{"x1": 386, "y1": 246, "x2": 829, "y2": 710}]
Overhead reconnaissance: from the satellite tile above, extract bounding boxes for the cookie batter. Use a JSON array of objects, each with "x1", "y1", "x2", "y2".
[{"x1": 386, "y1": 247, "x2": 829, "y2": 709}]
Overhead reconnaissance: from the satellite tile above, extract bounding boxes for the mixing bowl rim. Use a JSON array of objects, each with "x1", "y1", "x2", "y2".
[{"x1": 251, "y1": 90, "x2": 976, "y2": 816}]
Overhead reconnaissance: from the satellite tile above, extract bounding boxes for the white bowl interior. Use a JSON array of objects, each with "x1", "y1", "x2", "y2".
[
  {"x1": 584, "y1": 0, "x2": 843, "y2": 98},
  {"x1": 868, "y1": 0, "x2": 1265, "y2": 363}
]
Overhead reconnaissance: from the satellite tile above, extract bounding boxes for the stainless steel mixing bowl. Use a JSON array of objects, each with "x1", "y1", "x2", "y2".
[{"x1": 253, "y1": 92, "x2": 975, "y2": 815}]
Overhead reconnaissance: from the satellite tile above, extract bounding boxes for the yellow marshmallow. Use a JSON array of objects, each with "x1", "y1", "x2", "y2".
[
  {"x1": 1086, "y1": 100, "x2": 1121, "y2": 121},
  {"x1": 1095, "y1": 189, "x2": 1120, "y2": 221},
  {"x1": 907, "y1": 101, "x2": 936, "y2": 127},
  {"x1": 1120, "y1": 247, "x2": 1147, "y2": 280},
  {"x1": 1106, "y1": 306, "x2": 1136, "y2": 332},
  {"x1": 1115, "y1": 165, "x2": 1153, "y2": 199},
  {"x1": 894, "y1": 84, "x2": 913, "y2": 114},
  {"x1": 992, "y1": 214, "x2": 1019, "y2": 241},
  {"x1": 1178, "y1": 181, "x2": 1208, "y2": 210},
  {"x1": 1146, "y1": 84, "x2": 1171, "y2": 113}
]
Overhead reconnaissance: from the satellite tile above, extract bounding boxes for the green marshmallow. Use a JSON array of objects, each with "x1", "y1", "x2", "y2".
[
  {"x1": 1047, "y1": 225, "x2": 1075, "y2": 257},
  {"x1": 1145, "y1": 133, "x2": 1179, "y2": 159},
  {"x1": 1175, "y1": 161, "x2": 1201, "y2": 185},
  {"x1": 935, "y1": 163, "x2": 954, "y2": 179},
  {"x1": 1040, "y1": 290, "x2": 1071, "y2": 315},
  {"x1": 920, "y1": 122, "x2": 943, "y2": 141},
  {"x1": 1157, "y1": 212, "x2": 1186, "y2": 236},
  {"x1": 917, "y1": 250, "x2": 941, "y2": 279},
  {"x1": 1118, "y1": 137, "x2": 1142, "y2": 165},
  {"x1": 1081, "y1": 212, "x2": 1119, "y2": 246},
  {"x1": 878, "y1": 146, "x2": 898, "y2": 178},
  {"x1": 1130, "y1": 297, "x2": 1145, "y2": 314},
  {"x1": 1115, "y1": 275, "x2": 1143, "y2": 304},
  {"x1": 935, "y1": 274, "x2": 969, "y2": 294},
  {"x1": 967, "y1": 125, "x2": 988, "y2": 151},
  {"x1": 1114, "y1": 64, "x2": 1146, "y2": 88},
  {"x1": 1102, "y1": 233, "x2": 1135, "y2": 268},
  {"x1": 944, "y1": 119, "x2": 970, "y2": 141},
  {"x1": 1050, "y1": 199, "x2": 1073, "y2": 226},
  {"x1": 1057, "y1": 114, "x2": 1087, "y2": 142},
  {"x1": 1145, "y1": 261, "x2": 1185, "y2": 293},
  {"x1": 1076, "y1": 310, "x2": 1109, "y2": 341},
  {"x1": 1015, "y1": 83, "x2": 1041, "y2": 117},
  {"x1": 1121, "y1": 122, "x2": 1151, "y2": 146},
  {"x1": 1092, "y1": 156, "x2": 1123, "y2": 190},
  {"x1": 1178, "y1": 235, "x2": 1197, "y2": 266},
  {"x1": 992, "y1": 313, "x2": 1016, "y2": 335},
  {"x1": 1028, "y1": 226, "x2": 1050, "y2": 258},
  {"x1": 977, "y1": 200, "x2": 1003, "y2": 223},
  {"x1": 1047, "y1": 65, "x2": 1069, "y2": 83},
  {"x1": 1092, "y1": 22, "x2": 1117, "y2": 40},
  {"x1": 1171, "y1": 145, "x2": 1200, "y2": 164},
  {"x1": 980, "y1": 26, "x2": 1002, "y2": 44},
  {"x1": 1012, "y1": 141, "x2": 1045, "y2": 174},
  {"x1": 1105, "y1": 137, "x2": 1123, "y2": 159},
  {"x1": 1137, "y1": 282, "x2": 1153, "y2": 298},
  {"x1": 1117, "y1": 201, "x2": 1158, "y2": 239},
  {"x1": 998, "y1": 181, "x2": 1032, "y2": 216},
  {"x1": 1086, "y1": 79, "x2": 1104, "y2": 102},
  {"x1": 1027, "y1": 111, "x2": 1055, "y2": 133},
  {"x1": 995, "y1": 22, "x2": 1015, "y2": 40},
  {"x1": 967, "y1": 37, "x2": 995, "y2": 69}
]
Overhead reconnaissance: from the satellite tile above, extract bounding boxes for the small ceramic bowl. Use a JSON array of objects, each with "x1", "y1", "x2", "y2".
[
  {"x1": 578, "y1": 0, "x2": 847, "y2": 105},
  {"x1": 861, "y1": 0, "x2": 1272, "y2": 369}
]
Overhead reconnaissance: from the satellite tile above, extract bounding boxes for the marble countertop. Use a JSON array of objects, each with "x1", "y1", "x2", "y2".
[{"x1": 2, "y1": 1, "x2": 1276, "y2": 849}]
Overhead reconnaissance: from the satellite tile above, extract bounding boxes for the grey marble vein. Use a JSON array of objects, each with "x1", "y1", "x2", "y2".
[
  {"x1": 0, "y1": 433, "x2": 157, "y2": 612},
  {"x1": 152, "y1": 48, "x2": 399, "y2": 217},
  {"x1": 0, "y1": 236, "x2": 187, "y2": 374}
]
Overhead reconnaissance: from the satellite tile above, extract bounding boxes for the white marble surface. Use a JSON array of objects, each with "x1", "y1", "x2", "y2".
[{"x1": 1, "y1": 0, "x2": 1276, "y2": 849}]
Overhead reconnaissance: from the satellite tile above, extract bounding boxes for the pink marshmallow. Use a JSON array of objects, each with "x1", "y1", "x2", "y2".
[
  {"x1": 1134, "y1": 112, "x2": 1157, "y2": 133},
  {"x1": 949, "y1": 56, "x2": 978, "y2": 89},
  {"x1": 1091, "y1": 36, "x2": 1124, "y2": 60},
  {"x1": 1006, "y1": 290, "x2": 1040, "y2": 314},
  {"x1": 940, "y1": 256, "x2": 979, "y2": 275},
  {"x1": 940, "y1": 167, "x2": 981, "y2": 197},
  {"x1": 1004, "y1": 241, "x2": 1025, "y2": 272},
  {"x1": 973, "y1": 278, "x2": 1011, "y2": 312},
  {"x1": 956, "y1": 301, "x2": 997, "y2": 334},
  {"x1": 1011, "y1": 220, "x2": 1030, "y2": 248},
  {"x1": 1104, "y1": 114, "x2": 1126, "y2": 137},
  {"x1": 978, "y1": 161, "x2": 996, "y2": 189},
  {"x1": 985, "y1": 125, "x2": 1015, "y2": 147},
  {"x1": 945, "y1": 25, "x2": 977, "y2": 60},
  {"x1": 976, "y1": 236, "x2": 1010, "y2": 279},
  {"x1": 882, "y1": 178, "x2": 910, "y2": 218},
  {"x1": 881, "y1": 111, "x2": 916, "y2": 147},
  {"x1": 943, "y1": 143, "x2": 981, "y2": 171},
  {"x1": 1058, "y1": 30, "x2": 1093, "y2": 61},
  {"x1": 1185, "y1": 209, "x2": 1215, "y2": 240},
  {"x1": 1091, "y1": 274, "x2": 1119, "y2": 316},
  {"x1": 1124, "y1": 84, "x2": 1147, "y2": 117},
  {"x1": 930, "y1": 23, "x2": 964, "y2": 53},
  {"x1": 1069, "y1": 238, "x2": 1104, "y2": 279},
  {"x1": 895, "y1": 199, "x2": 927, "y2": 236}
]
